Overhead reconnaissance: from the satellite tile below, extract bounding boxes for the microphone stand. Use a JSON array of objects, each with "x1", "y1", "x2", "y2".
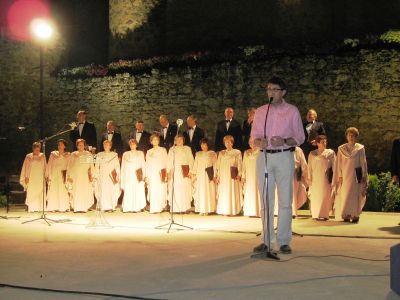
[
  {"x1": 22, "y1": 126, "x2": 74, "y2": 226},
  {"x1": 251, "y1": 97, "x2": 280, "y2": 260},
  {"x1": 156, "y1": 120, "x2": 193, "y2": 233}
]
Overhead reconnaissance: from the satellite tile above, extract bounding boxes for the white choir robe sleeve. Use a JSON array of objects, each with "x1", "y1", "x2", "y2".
[
  {"x1": 140, "y1": 151, "x2": 146, "y2": 178},
  {"x1": 298, "y1": 148, "x2": 308, "y2": 187},
  {"x1": 20, "y1": 154, "x2": 31, "y2": 190},
  {"x1": 186, "y1": 146, "x2": 194, "y2": 172},
  {"x1": 120, "y1": 152, "x2": 128, "y2": 190}
]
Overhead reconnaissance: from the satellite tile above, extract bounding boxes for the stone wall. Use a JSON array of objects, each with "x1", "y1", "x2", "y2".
[{"x1": 1, "y1": 38, "x2": 400, "y2": 173}]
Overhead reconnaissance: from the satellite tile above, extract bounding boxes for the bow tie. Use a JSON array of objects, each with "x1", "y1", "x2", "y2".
[
  {"x1": 78, "y1": 122, "x2": 84, "y2": 125},
  {"x1": 188, "y1": 127, "x2": 193, "y2": 130},
  {"x1": 108, "y1": 132, "x2": 114, "y2": 134},
  {"x1": 225, "y1": 120, "x2": 231, "y2": 123},
  {"x1": 162, "y1": 127, "x2": 168, "y2": 129},
  {"x1": 137, "y1": 131, "x2": 143, "y2": 134}
]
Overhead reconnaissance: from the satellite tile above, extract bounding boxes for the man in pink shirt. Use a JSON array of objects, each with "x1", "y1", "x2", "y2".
[{"x1": 251, "y1": 76, "x2": 305, "y2": 255}]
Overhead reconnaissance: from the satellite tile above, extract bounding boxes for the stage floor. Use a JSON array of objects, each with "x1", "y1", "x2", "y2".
[{"x1": 0, "y1": 209, "x2": 399, "y2": 300}]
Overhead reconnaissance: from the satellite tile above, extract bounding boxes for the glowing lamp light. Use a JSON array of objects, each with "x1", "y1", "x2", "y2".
[{"x1": 30, "y1": 19, "x2": 53, "y2": 40}]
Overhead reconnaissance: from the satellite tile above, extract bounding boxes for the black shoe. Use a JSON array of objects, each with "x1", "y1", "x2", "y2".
[
  {"x1": 351, "y1": 217, "x2": 359, "y2": 223},
  {"x1": 253, "y1": 243, "x2": 268, "y2": 253},
  {"x1": 280, "y1": 245, "x2": 292, "y2": 254}
]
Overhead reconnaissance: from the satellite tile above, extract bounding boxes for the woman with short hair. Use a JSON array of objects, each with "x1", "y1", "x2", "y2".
[
  {"x1": 46, "y1": 139, "x2": 71, "y2": 212},
  {"x1": 334, "y1": 127, "x2": 368, "y2": 223},
  {"x1": 308, "y1": 135, "x2": 336, "y2": 220},
  {"x1": 145, "y1": 134, "x2": 168, "y2": 213},
  {"x1": 192, "y1": 138, "x2": 217, "y2": 215},
  {"x1": 215, "y1": 135, "x2": 243, "y2": 216},
  {"x1": 94, "y1": 139, "x2": 121, "y2": 212},
  {"x1": 66, "y1": 139, "x2": 95, "y2": 212},
  {"x1": 20, "y1": 142, "x2": 47, "y2": 212},
  {"x1": 121, "y1": 139, "x2": 146, "y2": 212},
  {"x1": 167, "y1": 134, "x2": 194, "y2": 213}
]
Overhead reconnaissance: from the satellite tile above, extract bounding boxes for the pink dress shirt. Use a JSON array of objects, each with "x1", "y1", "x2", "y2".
[{"x1": 250, "y1": 99, "x2": 305, "y2": 150}]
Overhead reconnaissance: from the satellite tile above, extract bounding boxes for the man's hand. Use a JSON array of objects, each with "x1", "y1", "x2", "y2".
[
  {"x1": 270, "y1": 136, "x2": 285, "y2": 147},
  {"x1": 254, "y1": 138, "x2": 268, "y2": 149},
  {"x1": 338, "y1": 177, "x2": 343, "y2": 185}
]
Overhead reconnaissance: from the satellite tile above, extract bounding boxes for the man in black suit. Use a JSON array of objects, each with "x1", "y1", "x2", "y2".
[
  {"x1": 128, "y1": 120, "x2": 152, "y2": 155},
  {"x1": 391, "y1": 138, "x2": 400, "y2": 185},
  {"x1": 99, "y1": 120, "x2": 123, "y2": 157},
  {"x1": 70, "y1": 110, "x2": 97, "y2": 151},
  {"x1": 301, "y1": 108, "x2": 326, "y2": 159},
  {"x1": 183, "y1": 115, "x2": 205, "y2": 156},
  {"x1": 159, "y1": 115, "x2": 178, "y2": 151},
  {"x1": 214, "y1": 107, "x2": 242, "y2": 151}
]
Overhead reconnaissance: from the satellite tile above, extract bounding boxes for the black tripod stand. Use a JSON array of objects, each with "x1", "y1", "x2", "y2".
[
  {"x1": 22, "y1": 127, "x2": 73, "y2": 226},
  {"x1": 156, "y1": 119, "x2": 193, "y2": 233}
]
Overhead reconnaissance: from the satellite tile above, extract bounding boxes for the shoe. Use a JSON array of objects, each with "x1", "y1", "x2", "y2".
[
  {"x1": 343, "y1": 218, "x2": 351, "y2": 222},
  {"x1": 253, "y1": 243, "x2": 268, "y2": 253},
  {"x1": 280, "y1": 245, "x2": 292, "y2": 254},
  {"x1": 351, "y1": 217, "x2": 359, "y2": 223}
]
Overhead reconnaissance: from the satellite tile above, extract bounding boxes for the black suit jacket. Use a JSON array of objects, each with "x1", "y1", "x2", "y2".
[
  {"x1": 70, "y1": 121, "x2": 97, "y2": 150},
  {"x1": 99, "y1": 131, "x2": 123, "y2": 157},
  {"x1": 183, "y1": 126, "x2": 205, "y2": 156},
  {"x1": 242, "y1": 120, "x2": 252, "y2": 151},
  {"x1": 391, "y1": 138, "x2": 400, "y2": 178},
  {"x1": 301, "y1": 121, "x2": 326, "y2": 158},
  {"x1": 128, "y1": 130, "x2": 152, "y2": 155},
  {"x1": 214, "y1": 119, "x2": 242, "y2": 152},
  {"x1": 160, "y1": 123, "x2": 178, "y2": 151}
]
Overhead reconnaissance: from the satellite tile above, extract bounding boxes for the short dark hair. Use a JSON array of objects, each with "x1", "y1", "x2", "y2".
[
  {"x1": 199, "y1": 138, "x2": 209, "y2": 147},
  {"x1": 136, "y1": 120, "x2": 144, "y2": 124},
  {"x1": 57, "y1": 139, "x2": 67, "y2": 147},
  {"x1": 267, "y1": 76, "x2": 287, "y2": 90}
]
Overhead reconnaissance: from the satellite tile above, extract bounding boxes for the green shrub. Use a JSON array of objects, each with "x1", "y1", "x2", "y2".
[
  {"x1": 365, "y1": 172, "x2": 400, "y2": 212},
  {"x1": 379, "y1": 30, "x2": 400, "y2": 44},
  {"x1": 0, "y1": 194, "x2": 7, "y2": 208}
]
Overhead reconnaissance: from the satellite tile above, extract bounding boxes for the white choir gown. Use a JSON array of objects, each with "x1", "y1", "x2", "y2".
[
  {"x1": 121, "y1": 150, "x2": 146, "y2": 212},
  {"x1": 216, "y1": 149, "x2": 243, "y2": 216},
  {"x1": 308, "y1": 148, "x2": 336, "y2": 219},
  {"x1": 274, "y1": 147, "x2": 308, "y2": 217},
  {"x1": 94, "y1": 151, "x2": 121, "y2": 211},
  {"x1": 20, "y1": 153, "x2": 47, "y2": 212},
  {"x1": 192, "y1": 150, "x2": 217, "y2": 214},
  {"x1": 333, "y1": 143, "x2": 368, "y2": 220},
  {"x1": 46, "y1": 151, "x2": 70, "y2": 212},
  {"x1": 242, "y1": 148, "x2": 261, "y2": 217},
  {"x1": 167, "y1": 145, "x2": 194, "y2": 213},
  {"x1": 146, "y1": 146, "x2": 168, "y2": 213},
  {"x1": 66, "y1": 150, "x2": 95, "y2": 212}
]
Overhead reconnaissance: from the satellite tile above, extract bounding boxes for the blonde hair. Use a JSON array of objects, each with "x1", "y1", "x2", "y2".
[
  {"x1": 76, "y1": 138, "x2": 86, "y2": 147},
  {"x1": 223, "y1": 135, "x2": 234, "y2": 144},
  {"x1": 128, "y1": 139, "x2": 138, "y2": 146},
  {"x1": 103, "y1": 140, "x2": 112, "y2": 146}
]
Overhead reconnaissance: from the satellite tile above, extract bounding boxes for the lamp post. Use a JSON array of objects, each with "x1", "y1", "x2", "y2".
[{"x1": 30, "y1": 19, "x2": 53, "y2": 138}]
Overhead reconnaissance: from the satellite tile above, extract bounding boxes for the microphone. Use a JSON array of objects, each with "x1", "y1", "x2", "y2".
[
  {"x1": 176, "y1": 119, "x2": 183, "y2": 127},
  {"x1": 268, "y1": 97, "x2": 273, "y2": 104}
]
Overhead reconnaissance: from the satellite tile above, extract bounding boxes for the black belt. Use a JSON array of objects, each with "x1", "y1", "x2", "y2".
[{"x1": 260, "y1": 147, "x2": 295, "y2": 153}]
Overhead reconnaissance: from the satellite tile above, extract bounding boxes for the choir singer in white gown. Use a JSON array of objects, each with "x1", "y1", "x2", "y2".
[
  {"x1": 308, "y1": 135, "x2": 336, "y2": 220},
  {"x1": 46, "y1": 139, "x2": 70, "y2": 212},
  {"x1": 167, "y1": 134, "x2": 194, "y2": 213},
  {"x1": 121, "y1": 139, "x2": 146, "y2": 212},
  {"x1": 215, "y1": 135, "x2": 243, "y2": 216},
  {"x1": 242, "y1": 137, "x2": 261, "y2": 217},
  {"x1": 66, "y1": 139, "x2": 95, "y2": 212},
  {"x1": 145, "y1": 134, "x2": 168, "y2": 213},
  {"x1": 95, "y1": 140, "x2": 121, "y2": 211},
  {"x1": 334, "y1": 127, "x2": 368, "y2": 223},
  {"x1": 20, "y1": 142, "x2": 47, "y2": 212},
  {"x1": 192, "y1": 138, "x2": 217, "y2": 215}
]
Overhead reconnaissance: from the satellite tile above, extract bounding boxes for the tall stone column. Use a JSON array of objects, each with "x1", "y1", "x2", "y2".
[{"x1": 109, "y1": 0, "x2": 166, "y2": 60}]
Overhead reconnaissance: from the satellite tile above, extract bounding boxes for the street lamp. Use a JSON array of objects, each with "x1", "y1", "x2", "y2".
[{"x1": 30, "y1": 18, "x2": 53, "y2": 138}]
